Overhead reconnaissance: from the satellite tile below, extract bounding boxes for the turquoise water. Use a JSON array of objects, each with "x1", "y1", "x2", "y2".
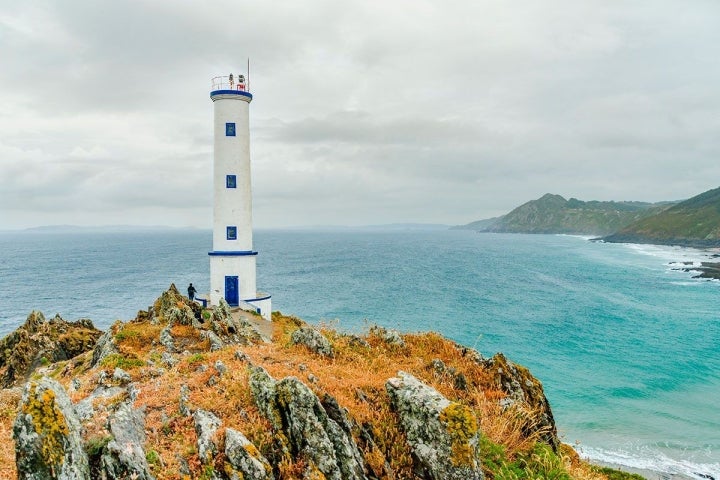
[{"x1": 0, "y1": 229, "x2": 718, "y2": 477}]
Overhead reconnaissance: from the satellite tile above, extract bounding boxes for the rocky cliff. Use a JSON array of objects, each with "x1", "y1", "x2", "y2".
[{"x1": 0, "y1": 286, "x2": 638, "y2": 480}]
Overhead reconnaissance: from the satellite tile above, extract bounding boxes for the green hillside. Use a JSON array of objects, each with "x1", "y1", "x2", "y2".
[
  {"x1": 602, "y1": 186, "x2": 720, "y2": 247},
  {"x1": 457, "y1": 194, "x2": 668, "y2": 236}
]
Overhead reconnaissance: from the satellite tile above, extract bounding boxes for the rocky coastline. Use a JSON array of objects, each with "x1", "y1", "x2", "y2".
[
  {"x1": 0, "y1": 285, "x2": 645, "y2": 480},
  {"x1": 670, "y1": 259, "x2": 720, "y2": 280}
]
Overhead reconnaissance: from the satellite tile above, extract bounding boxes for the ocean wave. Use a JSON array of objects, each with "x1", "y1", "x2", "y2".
[
  {"x1": 579, "y1": 445, "x2": 720, "y2": 480},
  {"x1": 555, "y1": 234, "x2": 595, "y2": 240},
  {"x1": 624, "y1": 243, "x2": 712, "y2": 263}
]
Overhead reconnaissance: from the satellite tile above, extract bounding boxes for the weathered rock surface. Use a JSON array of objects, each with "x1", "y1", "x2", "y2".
[
  {"x1": 13, "y1": 377, "x2": 90, "y2": 479},
  {"x1": 100, "y1": 401, "x2": 155, "y2": 480},
  {"x1": 90, "y1": 328, "x2": 119, "y2": 368},
  {"x1": 369, "y1": 325, "x2": 406, "y2": 347},
  {"x1": 482, "y1": 353, "x2": 559, "y2": 450},
  {"x1": 150, "y1": 284, "x2": 266, "y2": 346},
  {"x1": 193, "y1": 409, "x2": 222, "y2": 464},
  {"x1": 224, "y1": 427, "x2": 274, "y2": 480},
  {"x1": 0, "y1": 311, "x2": 101, "y2": 388},
  {"x1": 1, "y1": 286, "x2": 573, "y2": 480},
  {"x1": 249, "y1": 366, "x2": 366, "y2": 480},
  {"x1": 290, "y1": 326, "x2": 334, "y2": 358},
  {"x1": 386, "y1": 371, "x2": 484, "y2": 480}
]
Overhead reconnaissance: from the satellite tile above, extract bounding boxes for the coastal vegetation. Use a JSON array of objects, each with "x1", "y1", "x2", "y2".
[
  {"x1": 602, "y1": 186, "x2": 720, "y2": 247},
  {"x1": 0, "y1": 285, "x2": 644, "y2": 479}
]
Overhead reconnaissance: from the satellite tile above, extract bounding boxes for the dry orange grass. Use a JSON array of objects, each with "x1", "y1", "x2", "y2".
[
  {"x1": 0, "y1": 312, "x2": 611, "y2": 480},
  {"x1": 0, "y1": 387, "x2": 20, "y2": 480}
]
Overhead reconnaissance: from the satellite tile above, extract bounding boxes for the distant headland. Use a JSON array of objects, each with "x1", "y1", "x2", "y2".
[{"x1": 455, "y1": 186, "x2": 720, "y2": 249}]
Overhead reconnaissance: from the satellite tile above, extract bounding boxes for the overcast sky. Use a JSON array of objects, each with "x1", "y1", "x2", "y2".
[{"x1": 2, "y1": 1, "x2": 719, "y2": 229}]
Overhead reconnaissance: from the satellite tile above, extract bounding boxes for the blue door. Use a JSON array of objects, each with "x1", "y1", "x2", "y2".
[{"x1": 225, "y1": 276, "x2": 239, "y2": 306}]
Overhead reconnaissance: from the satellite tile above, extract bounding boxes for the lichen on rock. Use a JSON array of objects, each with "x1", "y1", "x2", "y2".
[
  {"x1": 193, "y1": 409, "x2": 222, "y2": 463},
  {"x1": 0, "y1": 311, "x2": 102, "y2": 388},
  {"x1": 224, "y1": 427, "x2": 274, "y2": 480},
  {"x1": 13, "y1": 376, "x2": 90, "y2": 479},
  {"x1": 290, "y1": 327, "x2": 334, "y2": 358},
  {"x1": 385, "y1": 371, "x2": 483, "y2": 480},
  {"x1": 249, "y1": 367, "x2": 366, "y2": 480},
  {"x1": 100, "y1": 401, "x2": 155, "y2": 480}
]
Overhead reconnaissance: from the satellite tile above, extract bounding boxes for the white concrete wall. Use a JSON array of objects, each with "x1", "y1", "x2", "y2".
[
  {"x1": 210, "y1": 91, "x2": 257, "y2": 306},
  {"x1": 212, "y1": 94, "x2": 253, "y2": 251},
  {"x1": 254, "y1": 297, "x2": 272, "y2": 321},
  {"x1": 209, "y1": 255, "x2": 257, "y2": 306}
]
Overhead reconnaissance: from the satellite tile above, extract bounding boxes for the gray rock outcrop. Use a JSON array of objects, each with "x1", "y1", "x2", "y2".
[
  {"x1": 193, "y1": 409, "x2": 222, "y2": 463},
  {"x1": 386, "y1": 371, "x2": 484, "y2": 480},
  {"x1": 482, "y1": 353, "x2": 559, "y2": 450},
  {"x1": 290, "y1": 327, "x2": 334, "y2": 358},
  {"x1": 90, "y1": 329, "x2": 118, "y2": 368},
  {"x1": 100, "y1": 402, "x2": 155, "y2": 480},
  {"x1": 13, "y1": 377, "x2": 90, "y2": 479},
  {"x1": 249, "y1": 367, "x2": 366, "y2": 480},
  {"x1": 369, "y1": 326, "x2": 406, "y2": 347},
  {"x1": 224, "y1": 428, "x2": 274, "y2": 480},
  {"x1": 0, "y1": 311, "x2": 102, "y2": 387}
]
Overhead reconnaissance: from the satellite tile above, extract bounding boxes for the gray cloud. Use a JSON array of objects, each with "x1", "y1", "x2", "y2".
[{"x1": 1, "y1": 0, "x2": 719, "y2": 229}]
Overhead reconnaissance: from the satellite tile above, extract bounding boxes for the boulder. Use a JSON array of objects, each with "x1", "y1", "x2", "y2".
[
  {"x1": 193, "y1": 409, "x2": 222, "y2": 463},
  {"x1": 249, "y1": 367, "x2": 366, "y2": 480},
  {"x1": 386, "y1": 371, "x2": 483, "y2": 480},
  {"x1": 369, "y1": 326, "x2": 405, "y2": 348},
  {"x1": 290, "y1": 327, "x2": 334, "y2": 358},
  {"x1": 13, "y1": 377, "x2": 90, "y2": 479},
  {"x1": 90, "y1": 329, "x2": 118, "y2": 368},
  {"x1": 100, "y1": 402, "x2": 155, "y2": 480},
  {"x1": 224, "y1": 428, "x2": 274, "y2": 480},
  {"x1": 159, "y1": 325, "x2": 175, "y2": 352}
]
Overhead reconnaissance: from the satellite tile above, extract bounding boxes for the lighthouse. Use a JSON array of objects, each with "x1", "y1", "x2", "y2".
[{"x1": 208, "y1": 74, "x2": 271, "y2": 320}]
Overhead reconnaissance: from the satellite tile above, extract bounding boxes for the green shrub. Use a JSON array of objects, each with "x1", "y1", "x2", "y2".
[
  {"x1": 146, "y1": 449, "x2": 161, "y2": 466},
  {"x1": 188, "y1": 353, "x2": 206, "y2": 364},
  {"x1": 100, "y1": 353, "x2": 145, "y2": 370},
  {"x1": 591, "y1": 465, "x2": 646, "y2": 480},
  {"x1": 480, "y1": 436, "x2": 571, "y2": 480}
]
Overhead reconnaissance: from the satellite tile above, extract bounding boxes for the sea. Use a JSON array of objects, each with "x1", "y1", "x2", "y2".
[{"x1": 0, "y1": 228, "x2": 718, "y2": 478}]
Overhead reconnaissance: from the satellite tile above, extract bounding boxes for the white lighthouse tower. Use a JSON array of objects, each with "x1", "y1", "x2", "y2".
[{"x1": 208, "y1": 74, "x2": 271, "y2": 320}]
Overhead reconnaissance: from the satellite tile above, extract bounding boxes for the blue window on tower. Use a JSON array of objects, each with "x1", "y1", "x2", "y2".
[
  {"x1": 226, "y1": 226, "x2": 237, "y2": 240},
  {"x1": 226, "y1": 175, "x2": 237, "y2": 188},
  {"x1": 225, "y1": 122, "x2": 236, "y2": 136}
]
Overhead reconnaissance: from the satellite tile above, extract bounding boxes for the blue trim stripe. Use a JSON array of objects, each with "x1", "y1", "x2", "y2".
[
  {"x1": 210, "y1": 90, "x2": 253, "y2": 100},
  {"x1": 208, "y1": 250, "x2": 258, "y2": 256},
  {"x1": 245, "y1": 295, "x2": 272, "y2": 302}
]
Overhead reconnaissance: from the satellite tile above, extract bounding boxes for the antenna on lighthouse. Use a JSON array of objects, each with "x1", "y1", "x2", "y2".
[{"x1": 247, "y1": 58, "x2": 250, "y2": 92}]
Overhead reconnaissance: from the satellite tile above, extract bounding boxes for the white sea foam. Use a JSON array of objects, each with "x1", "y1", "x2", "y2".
[
  {"x1": 669, "y1": 281, "x2": 704, "y2": 287},
  {"x1": 579, "y1": 445, "x2": 720, "y2": 480},
  {"x1": 618, "y1": 243, "x2": 720, "y2": 282},
  {"x1": 556, "y1": 234, "x2": 595, "y2": 241},
  {"x1": 623, "y1": 243, "x2": 712, "y2": 264}
]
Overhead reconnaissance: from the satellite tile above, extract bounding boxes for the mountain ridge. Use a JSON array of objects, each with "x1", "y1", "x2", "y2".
[
  {"x1": 601, "y1": 186, "x2": 720, "y2": 248},
  {"x1": 456, "y1": 194, "x2": 671, "y2": 236}
]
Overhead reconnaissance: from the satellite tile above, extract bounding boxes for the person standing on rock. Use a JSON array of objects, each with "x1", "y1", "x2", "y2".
[{"x1": 187, "y1": 283, "x2": 197, "y2": 302}]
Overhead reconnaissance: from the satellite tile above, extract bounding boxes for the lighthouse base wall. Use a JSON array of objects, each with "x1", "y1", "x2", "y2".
[
  {"x1": 209, "y1": 255, "x2": 257, "y2": 307},
  {"x1": 246, "y1": 297, "x2": 272, "y2": 322}
]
